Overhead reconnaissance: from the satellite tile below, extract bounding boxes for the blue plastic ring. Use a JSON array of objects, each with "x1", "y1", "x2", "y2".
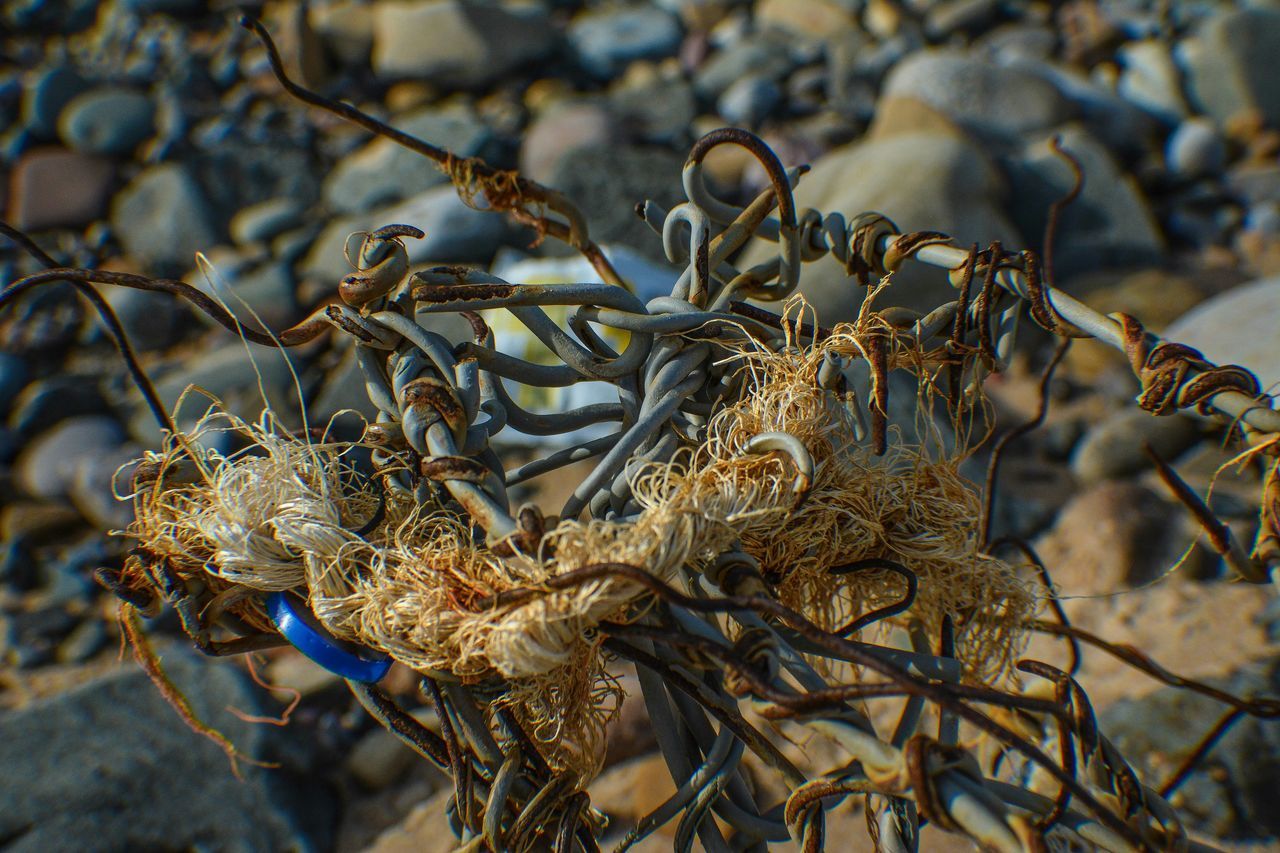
[{"x1": 267, "y1": 592, "x2": 392, "y2": 683}]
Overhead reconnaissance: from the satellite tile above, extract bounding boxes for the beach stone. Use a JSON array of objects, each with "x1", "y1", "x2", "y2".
[
  {"x1": 101, "y1": 285, "x2": 185, "y2": 352},
  {"x1": 0, "y1": 352, "x2": 30, "y2": 414},
  {"x1": 230, "y1": 196, "x2": 307, "y2": 246},
  {"x1": 7, "y1": 147, "x2": 114, "y2": 230},
  {"x1": 1179, "y1": 7, "x2": 1280, "y2": 129},
  {"x1": 371, "y1": 0, "x2": 556, "y2": 88},
  {"x1": 569, "y1": 6, "x2": 682, "y2": 80},
  {"x1": 1162, "y1": 276, "x2": 1280, "y2": 394},
  {"x1": 110, "y1": 163, "x2": 219, "y2": 274},
  {"x1": 755, "y1": 0, "x2": 858, "y2": 41},
  {"x1": 0, "y1": 648, "x2": 336, "y2": 851},
  {"x1": 1005, "y1": 126, "x2": 1164, "y2": 282},
  {"x1": 1226, "y1": 162, "x2": 1280, "y2": 207},
  {"x1": 0, "y1": 536, "x2": 40, "y2": 592},
  {"x1": 923, "y1": 0, "x2": 999, "y2": 40},
  {"x1": 20, "y1": 66, "x2": 88, "y2": 139},
  {"x1": 8, "y1": 375, "x2": 113, "y2": 438},
  {"x1": 70, "y1": 442, "x2": 141, "y2": 529},
  {"x1": 1101, "y1": 660, "x2": 1280, "y2": 839},
  {"x1": 322, "y1": 103, "x2": 494, "y2": 214},
  {"x1": 694, "y1": 34, "x2": 795, "y2": 100},
  {"x1": 54, "y1": 618, "x2": 106, "y2": 665},
  {"x1": 309, "y1": 0, "x2": 375, "y2": 66},
  {"x1": 520, "y1": 101, "x2": 615, "y2": 184},
  {"x1": 739, "y1": 129, "x2": 1022, "y2": 322},
  {"x1": 57, "y1": 88, "x2": 155, "y2": 156},
  {"x1": 546, "y1": 143, "x2": 686, "y2": 263},
  {"x1": 609, "y1": 75, "x2": 696, "y2": 146},
  {"x1": 1035, "y1": 480, "x2": 1205, "y2": 595},
  {"x1": 1166, "y1": 117, "x2": 1225, "y2": 179},
  {"x1": 1117, "y1": 38, "x2": 1190, "y2": 124},
  {"x1": 190, "y1": 259, "x2": 300, "y2": 332},
  {"x1": 346, "y1": 708, "x2": 438, "y2": 790},
  {"x1": 717, "y1": 74, "x2": 782, "y2": 127},
  {"x1": 879, "y1": 49, "x2": 1075, "y2": 144},
  {"x1": 978, "y1": 23, "x2": 1058, "y2": 63},
  {"x1": 1070, "y1": 408, "x2": 1202, "y2": 484},
  {"x1": 15, "y1": 415, "x2": 125, "y2": 501},
  {"x1": 300, "y1": 183, "x2": 512, "y2": 285}
]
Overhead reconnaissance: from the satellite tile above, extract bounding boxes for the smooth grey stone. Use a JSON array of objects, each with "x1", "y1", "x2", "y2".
[
  {"x1": 923, "y1": 0, "x2": 999, "y2": 39},
  {"x1": 519, "y1": 100, "x2": 615, "y2": 184},
  {"x1": 1166, "y1": 116, "x2": 1226, "y2": 179},
  {"x1": 371, "y1": 0, "x2": 556, "y2": 88},
  {"x1": 1163, "y1": 275, "x2": 1280, "y2": 394},
  {"x1": 230, "y1": 197, "x2": 307, "y2": 245},
  {"x1": 55, "y1": 618, "x2": 106, "y2": 664},
  {"x1": 300, "y1": 183, "x2": 513, "y2": 285},
  {"x1": 569, "y1": 5, "x2": 683, "y2": 80},
  {"x1": 1, "y1": 607, "x2": 79, "y2": 669},
  {"x1": 1179, "y1": 7, "x2": 1280, "y2": 129},
  {"x1": 0, "y1": 352, "x2": 30, "y2": 413},
  {"x1": 0, "y1": 537, "x2": 40, "y2": 592},
  {"x1": 547, "y1": 143, "x2": 687, "y2": 263},
  {"x1": 322, "y1": 103, "x2": 494, "y2": 215},
  {"x1": 977, "y1": 23, "x2": 1058, "y2": 63},
  {"x1": 110, "y1": 163, "x2": 219, "y2": 273},
  {"x1": 101, "y1": 286, "x2": 185, "y2": 352},
  {"x1": 1004, "y1": 125, "x2": 1165, "y2": 282},
  {"x1": 58, "y1": 87, "x2": 155, "y2": 156},
  {"x1": 1101, "y1": 660, "x2": 1280, "y2": 838},
  {"x1": 70, "y1": 442, "x2": 141, "y2": 529},
  {"x1": 694, "y1": 34, "x2": 795, "y2": 100},
  {"x1": 1117, "y1": 39, "x2": 1190, "y2": 124},
  {"x1": 609, "y1": 76, "x2": 696, "y2": 145},
  {"x1": 1009, "y1": 59, "x2": 1160, "y2": 157},
  {"x1": 879, "y1": 49, "x2": 1075, "y2": 144},
  {"x1": 0, "y1": 648, "x2": 336, "y2": 851},
  {"x1": 1226, "y1": 163, "x2": 1280, "y2": 206},
  {"x1": 738, "y1": 131, "x2": 1023, "y2": 321},
  {"x1": 133, "y1": 341, "x2": 312, "y2": 445},
  {"x1": 8, "y1": 376, "x2": 114, "y2": 438},
  {"x1": 15, "y1": 415, "x2": 126, "y2": 500},
  {"x1": 717, "y1": 74, "x2": 783, "y2": 127},
  {"x1": 190, "y1": 260, "x2": 301, "y2": 333},
  {"x1": 1070, "y1": 408, "x2": 1202, "y2": 484},
  {"x1": 20, "y1": 66, "x2": 88, "y2": 138}
]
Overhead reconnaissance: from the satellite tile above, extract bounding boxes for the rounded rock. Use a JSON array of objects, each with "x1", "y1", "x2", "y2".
[
  {"x1": 16, "y1": 416, "x2": 126, "y2": 501},
  {"x1": 58, "y1": 88, "x2": 155, "y2": 156},
  {"x1": 1166, "y1": 117, "x2": 1226, "y2": 179}
]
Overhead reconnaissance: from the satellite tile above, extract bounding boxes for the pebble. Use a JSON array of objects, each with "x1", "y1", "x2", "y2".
[
  {"x1": 519, "y1": 101, "x2": 615, "y2": 184},
  {"x1": 1070, "y1": 408, "x2": 1203, "y2": 485},
  {"x1": 101, "y1": 285, "x2": 185, "y2": 352},
  {"x1": 977, "y1": 23, "x2": 1058, "y2": 63},
  {"x1": 7, "y1": 147, "x2": 115, "y2": 231},
  {"x1": 322, "y1": 103, "x2": 494, "y2": 215},
  {"x1": 371, "y1": 0, "x2": 556, "y2": 88},
  {"x1": 1005, "y1": 126, "x2": 1165, "y2": 282},
  {"x1": 1166, "y1": 117, "x2": 1225, "y2": 179},
  {"x1": 20, "y1": 66, "x2": 88, "y2": 139},
  {"x1": 693, "y1": 34, "x2": 795, "y2": 101},
  {"x1": 717, "y1": 74, "x2": 783, "y2": 127},
  {"x1": 1, "y1": 607, "x2": 80, "y2": 669},
  {"x1": 923, "y1": 0, "x2": 999, "y2": 40},
  {"x1": 9, "y1": 378, "x2": 114, "y2": 444},
  {"x1": 740, "y1": 125, "x2": 1022, "y2": 320},
  {"x1": 70, "y1": 443, "x2": 141, "y2": 530},
  {"x1": 15, "y1": 415, "x2": 126, "y2": 501},
  {"x1": 547, "y1": 143, "x2": 687, "y2": 263},
  {"x1": 609, "y1": 75, "x2": 697, "y2": 145},
  {"x1": 0, "y1": 649, "x2": 337, "y2": 849},
  {"x1": 110, "y1": 163, "x2": 219, "y2": 273},
  {"x1": 229, "y1": 197, "x2": 307, "y2": 246},
  {"x1": 0, "y1": 536, "x2": 41, "y2": 592},
  {"x1": 1162, "y1": 275, "x2": 1280, "y2": 393},
  {"x1": 346, "y1": 708, "x2": 438, "y2": 790},
  {"x1": 0, "y1": 503, "x2": 82, "y2": 543},
  {"x1": 192, "y1": 259, "x2": 301, "y2": 332},
  {"x1": 54, "y1": 618, "x2": 106, "y2": 664},
  {"x1": 309, "y1": 0, "x2": 375, "y2": 67},
  {"x1": 0, "y1": 352, "x2": 29, "y2": 414},
  {"x1": 301, "y1": 183, "x2": 513, "y2": 285},
  {"x1": 1116, "y1": 39, "x2": 1189, "y2": 124},
  {"x1": 754, "y1": 0, "x2": 859, "y2": 42},
  {"x1": 879, "y1": 49, "x2": 1075, "y2": 143},
  {"x1": 1035, "y1": 480, "x2": 1208, "y2": 595},
  {"x1": 569, "y1": 6, "x2": 683, "y2": 80},
  {"x1": 57, "y1": 87, "x2": 155, "y2": 156},
  {"x1": 1179, "y1": 7, "x2": 1280, "y2": 129},
  {"x1": 1101, "y1": 660, "x2": 1280, "y2": 838}
]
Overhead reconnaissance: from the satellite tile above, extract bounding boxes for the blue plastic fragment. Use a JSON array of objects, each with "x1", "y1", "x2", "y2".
[{"x1": 266, "y1": 591, "x2": 392, "y2": 683}]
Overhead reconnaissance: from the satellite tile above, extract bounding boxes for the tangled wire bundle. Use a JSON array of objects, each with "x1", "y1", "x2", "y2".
[{"x1": 4, "y1": 17, "x2": 1280, "y2": 853}]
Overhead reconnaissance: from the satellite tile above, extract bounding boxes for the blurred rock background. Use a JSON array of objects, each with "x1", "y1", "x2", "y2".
[{"x1": 2, "y1": 0, "x2": 1280, "y2": 849}]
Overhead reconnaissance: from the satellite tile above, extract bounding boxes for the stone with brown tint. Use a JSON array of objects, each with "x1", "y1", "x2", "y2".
[{"x1": 7, "y1": 147, "x2": 114, "y2": 231}]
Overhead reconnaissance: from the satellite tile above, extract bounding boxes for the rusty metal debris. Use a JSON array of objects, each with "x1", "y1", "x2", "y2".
[{"x1": 3, "y1": 16, "x2": 1280, "y2": 853}]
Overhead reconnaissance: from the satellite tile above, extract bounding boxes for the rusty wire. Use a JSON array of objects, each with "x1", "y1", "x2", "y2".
[{"x1": 3, "y1": 16, "x2": 1280, "y2": 853}]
